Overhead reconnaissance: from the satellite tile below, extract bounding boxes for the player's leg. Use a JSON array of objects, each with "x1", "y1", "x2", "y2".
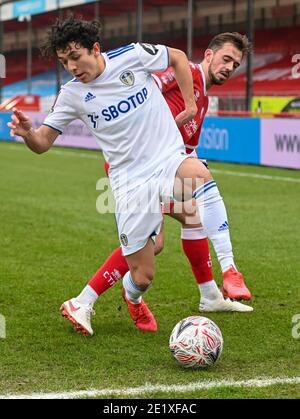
[
  {"x1": 80, "y1": 224, "x2": 164, "y2": 304},
  {"x1": 60, "y1": 227, "x2": 164, "y2": 336},
  {"x1": 174, "y1": 157, "x2": 252, "y2": 301},
  {"x1": 167, "y1": 202, "x2": 252, "y2": 312},
  {"x1": 60, "y1": 247, "x2": 127, "y2": 336},
  {"x1": 122, "y1": 237, "x2": 158, "y2": 332},
  {"x1": 86, "y1": 229, "x2": 164, "y2": 302},
  {"x1": 166, "y1": 201, "x2": 216, "y2": 296},
  {"x1": 61, "y1": 162, "x2": 164, "y2": 336},
  {"x1": 111, "y1": 177, "x2": 162, "y2": 332},
  {"x1": 75, "y1": 228, "x2": 163, "y2": 306},
  {"x1": 76, "y1": 158, "x2": 163, "y2": 317}
]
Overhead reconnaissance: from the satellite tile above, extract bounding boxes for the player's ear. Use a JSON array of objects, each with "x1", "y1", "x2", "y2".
[
  {"x1": 204, "y1": 49, "x2": 213, "y2": 64},
  {"x1": 93, "y1": 42, "x2": 101, "y2": 55}
]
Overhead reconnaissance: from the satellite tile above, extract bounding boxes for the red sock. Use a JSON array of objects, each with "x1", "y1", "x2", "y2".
[
  {"x1": 182, "y1": 238, "x2": 213, "y2": 284},
  {"x1": 88, "y1": 247, "x2": 129, "y2": 296}
]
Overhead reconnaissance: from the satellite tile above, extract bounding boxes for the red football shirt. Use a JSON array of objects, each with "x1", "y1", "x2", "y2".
[
  {"x1": 104, "y1": 63, "x2": 208, "y2": 176},
  {"x1": 152, "y1": 62, "x2": 208, "y2": 154}
]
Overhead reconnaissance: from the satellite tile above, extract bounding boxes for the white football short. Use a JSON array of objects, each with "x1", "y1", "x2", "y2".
[{"x1": 115, "y1": 152, "x2": 190, "y2": 256}]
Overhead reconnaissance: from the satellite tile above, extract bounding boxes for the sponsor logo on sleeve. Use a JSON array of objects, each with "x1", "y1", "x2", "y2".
[{"x1": 139, "y1": 43, "x2": 159, "y2": 56}]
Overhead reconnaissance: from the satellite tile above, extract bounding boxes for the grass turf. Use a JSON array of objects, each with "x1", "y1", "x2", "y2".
[{"x1": 0, "y1": 141, "x2": 300, "y2": 399}]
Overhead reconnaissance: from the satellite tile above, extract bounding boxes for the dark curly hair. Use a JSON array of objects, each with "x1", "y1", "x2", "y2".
[
  {"x1": 208, "y1": 32, "x2": 252, "y2": 57},
  {"x1": 41, "y1": 15, "x2": 102, "y2": 57}
]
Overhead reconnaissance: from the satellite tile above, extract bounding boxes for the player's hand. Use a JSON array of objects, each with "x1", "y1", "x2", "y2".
[
  {"x1": 175, "y1": 103, "x2": 197, "y2": 128},
  {"x1": 7, "y1": 108, "x2": 33, "y2": 138}
]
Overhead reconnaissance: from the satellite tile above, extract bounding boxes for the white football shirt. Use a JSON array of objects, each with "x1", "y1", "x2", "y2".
[{"x1": 44, "y1": 43, "x2": 185, "y2": 192}]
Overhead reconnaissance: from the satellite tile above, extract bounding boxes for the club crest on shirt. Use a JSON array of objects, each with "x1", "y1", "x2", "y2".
[
  {"x1": 120, "y1": 233, "x2": 128, "y2": 246},
  {"x1": 120, "y1": 70, "x2": 135, "y2": 87}
]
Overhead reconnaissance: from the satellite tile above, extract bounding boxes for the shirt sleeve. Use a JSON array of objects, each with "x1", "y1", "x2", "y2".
[
  {"x1": 152, "y1": 67, "x2": 177, "y2": 94},
  {"x1": 135, "y1": 43, "x2": 169, "y2": 74},
  {"x1": 153, "y1": 62, "x2": 198, "y2": 94},
  {"x1": 43, "y1": 86, "x2": 78, "y2": 134}
]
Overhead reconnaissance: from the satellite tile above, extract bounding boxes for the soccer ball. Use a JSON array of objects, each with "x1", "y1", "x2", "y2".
[{"x1": 169, "y1": 316, "x2": 223, "y2": 368}]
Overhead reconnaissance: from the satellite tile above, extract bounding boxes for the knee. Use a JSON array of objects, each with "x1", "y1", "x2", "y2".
[
  {"x1": 192, "y1": 161, "x2": 213, "y2": 188},
  {"x1": 131, "y1": 267, "x2": 154, "y2": 290},
  {"x1": 193, "y1": 172, "x2": 213, "y2": 189}
]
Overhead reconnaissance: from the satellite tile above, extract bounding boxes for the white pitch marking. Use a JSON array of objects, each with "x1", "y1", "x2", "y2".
[
  {"x1": 3, "y1": 143, "x2": 300, "y2": 183},
  {"x1": 212, "y1": 168, "x2": 300, "y2": 183},
  {"x1": 3, "y1": 143, "x2": 100, "y2": 160},
  {"x1": 1, "y1": 376, "x2": 300, "y2": 399}
]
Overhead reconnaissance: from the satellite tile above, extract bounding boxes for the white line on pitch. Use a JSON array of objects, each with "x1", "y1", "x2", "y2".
[
  {"x1": 1, "y1": 376, "x2": 300, "y2": 399},
  {"x1": 50, "y1": 149, "x2": 100, "y2": 159},
  {"x1": 3, "y1": 143, "x2": 100, "y2": 160},
  {"x1": 3, "y1": 143, "x2": 300, "y2": 183},
  {"x1": 212, "y1": 168, "x2": 300, "y2": 183}
]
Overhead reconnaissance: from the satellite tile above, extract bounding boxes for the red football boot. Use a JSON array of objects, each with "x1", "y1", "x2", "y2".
[
  {"x1": 122, "y1": 288, "x2": 158, "y2": 332},
  {"x1": 221, "y1": 266, "x2": 252, "y2": 300}
]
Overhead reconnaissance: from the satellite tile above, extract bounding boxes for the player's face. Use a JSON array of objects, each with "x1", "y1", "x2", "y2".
[
  {"x1": 57, "y1": 42, "x2": 103, "y2": 83},
  {"x1": 207, "y1": 43, "x2": 242, "y2": 85}
]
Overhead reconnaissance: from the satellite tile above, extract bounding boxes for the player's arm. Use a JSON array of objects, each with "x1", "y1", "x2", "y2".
[
  {"x1": 167, "y1": 48, "x2": 197, "y2": 127},
  {"x1": 8, "y1": 108, "x2": 59, "y2": 154}
]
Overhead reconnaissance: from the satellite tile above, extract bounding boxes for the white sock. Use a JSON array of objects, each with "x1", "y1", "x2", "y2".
[
  {"x1": 199, "y1": 280, "x2": 222, "y2": 301},
  {"x1": 123, "y1": 271, "x2": 149, "y2": 304},
  {"x1": 193, "y1": 181, "x2": 236, "y2": 272},
  {"x1": 76, "y1": 285, "x2": 99, "y2": 308}
]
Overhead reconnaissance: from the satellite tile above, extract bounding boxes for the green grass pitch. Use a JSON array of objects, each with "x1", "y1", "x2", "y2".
[{"x1": 0, "y1": 141, "x2": 300, "y2": 399}]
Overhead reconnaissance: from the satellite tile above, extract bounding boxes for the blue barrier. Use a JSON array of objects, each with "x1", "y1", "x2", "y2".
[
  {"x1": 197, "y1": 116, "x2": 260, "y2": 165},
  {"x1": 0, "y1": 112, "x2": 14, "y2": 141},
  {"x1": 13, "y1": 0, "x2": 46, "y2": 17},
  {"x1": 2, "y1": 71, "x2": 71, "y2": 99},
  {"x1": 2, "y1": 111, "x2": 298, "y2": 169}
]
